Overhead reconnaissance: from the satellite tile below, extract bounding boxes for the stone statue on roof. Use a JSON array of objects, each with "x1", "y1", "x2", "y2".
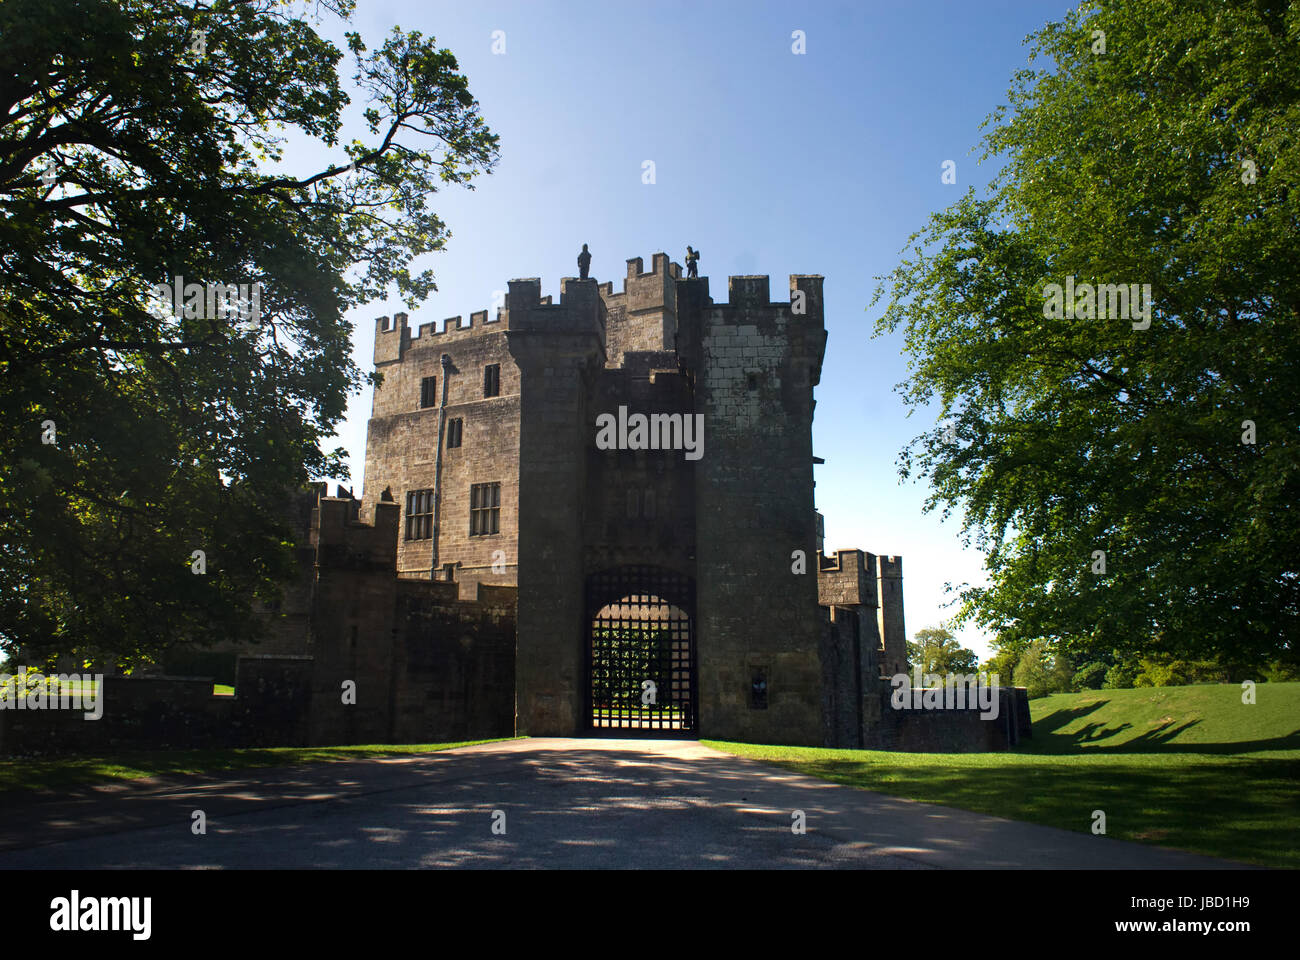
[{"x1": 685, "y1": 245, "x2": 700, "y2": 279}]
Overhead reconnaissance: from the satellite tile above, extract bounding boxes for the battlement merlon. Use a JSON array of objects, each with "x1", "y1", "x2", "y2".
[
  {"x1": 373, "y1": 312, "x2": 410, "y2": 365},
  {"x1": 559, "y1": 277, "x2": 599, "y2": 305},
  {"x1": 506, "y1": 278, "x2": 541, "y2": 318},
  {"x1": 392, "y1": 576, "x2": 519, "y2": 611},
  {"x1": 622, "y1": 253, "x2": 682, "y2": 285},
  {"x1": 875, "y1": 553, "x2": 907, "y2": 675},
  {"x1": 727, "y1": 275, "x2": 770, "y2": 306},
  {"x1": 790, "y1": 275, "x2": 825, "y2": 322}
]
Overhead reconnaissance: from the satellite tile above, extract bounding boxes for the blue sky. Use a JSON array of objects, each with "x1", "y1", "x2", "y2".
[{"x1": 310, "y1": 0, "x2": 1068, "y2": 660}]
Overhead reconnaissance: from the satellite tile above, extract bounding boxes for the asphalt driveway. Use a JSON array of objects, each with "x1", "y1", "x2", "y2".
[{"x1": 0, "y1": 738, "x2": 1245, "y2": 869}]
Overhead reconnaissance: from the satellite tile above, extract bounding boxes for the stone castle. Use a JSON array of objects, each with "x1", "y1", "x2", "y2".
[
  {"x1": 364, "y1": 252, "x2": 892, "y2": 745},
  {"x1": 0, "y1": 253, "x2": 1029, "y2": 756},
  {"x1": 350, "y1": 252, "x2": 1025, "y2": 748}
]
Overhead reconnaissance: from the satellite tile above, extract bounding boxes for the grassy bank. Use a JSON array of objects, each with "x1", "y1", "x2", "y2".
[{"x1": 705, "y1": 682, "x2": 1300, "y2": 868}]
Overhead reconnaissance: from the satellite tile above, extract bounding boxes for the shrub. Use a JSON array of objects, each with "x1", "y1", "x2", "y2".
[{"x1": 1103, "y1": 660, "x2": 1137, "y2": 689}]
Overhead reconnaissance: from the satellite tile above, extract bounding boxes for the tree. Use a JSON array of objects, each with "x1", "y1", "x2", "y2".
[
  {"x1": 1013, "y1": 640, "x2": 1052, "y2": 699},
  {"x1": 908, "y1": 625, "x2": 980, "y2": 675},
  {"x1": 1132, "y1": 655, "x2": 1229, "y2": 687},
  {"x1": 1104, "y1": 660, "x2": 1137, "y2": 690},
  {"x1": 0, "y1": 0, "x2": 500, "y2": 666},
  {"x1": 1072, "y1": 660, "x2": 1108, "y2": 690},
  {"x1": 980, "y1": 643, "x2": 1021, "y2": 688},
  {"x1": 1049, "y1": 649, "x2": 1076, "y2": 695},
  {"x1": 1262, "y1": 659, "x2": 1300, "y2": 682},
  {"x1": 872, "y1": 0, "x2": 1299, "y2": 670}
]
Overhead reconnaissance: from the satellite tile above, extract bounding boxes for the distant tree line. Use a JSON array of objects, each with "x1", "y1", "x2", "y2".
[
  {"x1": 981, "y1": 639, "x2": 1300, "y2": 699},
  {"x1": 909, "y1": 626, "x2": 1300, "y2": 700}
]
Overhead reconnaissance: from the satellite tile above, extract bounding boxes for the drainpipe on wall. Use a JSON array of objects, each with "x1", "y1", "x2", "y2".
[{"x1": 430, "y1": 352, "x2": 452, "y2": 580}]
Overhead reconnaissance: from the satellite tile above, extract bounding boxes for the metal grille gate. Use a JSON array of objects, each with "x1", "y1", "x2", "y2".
[{"x1": 586, "y1": 566, "x2": 697, "y2": 734}]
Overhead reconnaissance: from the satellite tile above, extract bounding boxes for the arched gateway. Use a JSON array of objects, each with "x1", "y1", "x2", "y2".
[{"x1": 585, "y1": 565, "x2": 697, "y2": 734}]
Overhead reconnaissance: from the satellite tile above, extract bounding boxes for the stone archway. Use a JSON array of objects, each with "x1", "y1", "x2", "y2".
[{"x1": 584, "y1": 565, "x2": 697, "y2": 735}]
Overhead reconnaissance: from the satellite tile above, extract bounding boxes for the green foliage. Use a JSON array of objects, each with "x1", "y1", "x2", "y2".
[
  {"x1": 1072, "y1": 660, "x2": 1108, "y2": 689},
  {"x1": 979, "y1": 642, "x2": 1021, "y2": 687},
  {"x1": 0, "y1": 0, "x2": 499, "y2": 665},
  {"x1": 1104, "y1": 660, "x2": 1138, "y2": 689},
  {"x1": 1130, "y1": 663, "x2": 1167, "y2": 688},
  {"x1": 1049, "y1": 650, "x2": 1076, "y2": 694},
  {"x1": 1132, "y1": 656, "x2": 1230, "y2": 687},
  {"x1": 991, "y1": 638, "x2": 1079, "y2": 697},
  {"x1": 1262, "y1": 659, "x2": 1300, "y2": 682},
  {"x1": 1013, "y1": 640, "x2": 1053, "y2": 698},
  {"x1": 907, "y1": 625, "x2": 980, "y2": 675},
  {"x1": 871, "y1": 0, "x2": 1300, "y2": 669}
]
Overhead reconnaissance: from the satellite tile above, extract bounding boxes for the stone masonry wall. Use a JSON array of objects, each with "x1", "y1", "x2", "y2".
[
  {"x1": 508, "y1": 278, "x2": 606, "y2": 736},
  {"x1": 306, "y1": 493, "x2": 518, "y2": 746},
  {"x1": 681, "y1": 274, "x2": 829, "y2": 746},
  {"x1": 584, "y1": 359, "x2": 697, "y2": 576},
  {"x1": 365, "y1": 311, "x2": 521, "y2": 585},
  {"x1": 599, "y1": 253, "x2": 680, "y2": 367},
  {"x1": 392, "y1": 581, "x2": 516, "y2": 742},
  {"x1": 877, "y1": 555, "x2": 907, "y2": 676},
  {"x1": 865, "y1": 683, "x2": 1030, "y2": 752}
]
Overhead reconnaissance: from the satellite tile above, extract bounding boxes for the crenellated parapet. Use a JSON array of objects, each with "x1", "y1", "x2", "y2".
[
  {"x1": 312, "y1": 491, "x2": 400, "y2": 573},
  {"x1": 878, "y1": 554, "x2": 903, "y2": 579},
  {"x1": 597, "y1": 254, "x2": 681, "y2": 367},
  {"x1": 817, "y1": 548, "x2": 879, "y2": 609},
  {"x1": 372, "y1": 260, "x2": 825, "y2": 375},
  {"x1": 311, "y1": 488, "x2": 517, "y2": 614},
  {"x1": 673, "y1": 274, "x2": 826, "y2": 383},
  {"x1": 598, "y1": 253, "x2": 681, "y2": 304},
  {"x1": 373, "y1": 298, "x2": 517, "y2": 366},
  {"x1": 681, "y1": 273, "x2": 823, "y2": 320}
]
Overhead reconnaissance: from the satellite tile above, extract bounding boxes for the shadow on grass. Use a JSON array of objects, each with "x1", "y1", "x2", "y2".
[
  {"x1": 1023, "y1": 708, "x2": 1300, "y2": 755},
  {"x1": 1029, "y1": 699, "x2": 1110, "y2": 736},
  {"x1": 752, "y1": 751, "x2": 1300, "y2": 868}
]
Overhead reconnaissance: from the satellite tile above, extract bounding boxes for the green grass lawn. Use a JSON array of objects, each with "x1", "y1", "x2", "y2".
[
  {"x1": 0, "y1": 739, "x2": 518, "y2": 796},
  {"x1": 705, "y1": 682, "x2": 1300, "y2": 868}
]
